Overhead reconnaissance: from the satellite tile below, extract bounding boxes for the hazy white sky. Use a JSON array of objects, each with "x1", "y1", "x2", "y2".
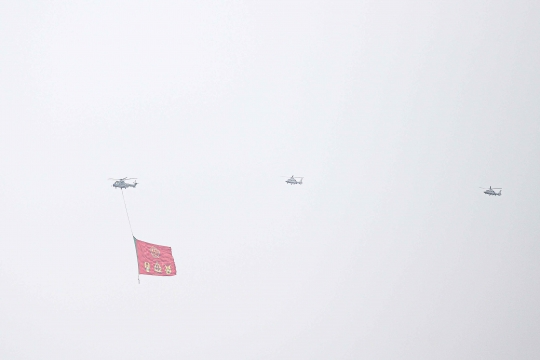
[{"x1": 1, "y1": 1, "x2": 539, "y2": 359}]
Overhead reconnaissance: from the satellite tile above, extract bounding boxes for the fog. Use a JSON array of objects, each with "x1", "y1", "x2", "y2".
[{"x1": 1, "y1": 1, "x2": 539, "y2": 359}]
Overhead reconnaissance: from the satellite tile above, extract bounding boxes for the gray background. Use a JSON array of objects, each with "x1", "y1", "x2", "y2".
[{"x1": 1, "y1": 1, "x2": 539, "y2": 359}]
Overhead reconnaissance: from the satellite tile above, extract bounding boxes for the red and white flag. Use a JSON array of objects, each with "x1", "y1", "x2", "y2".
[{"x1": 134, "y1": 238, "x2": 177, "y2": 276}]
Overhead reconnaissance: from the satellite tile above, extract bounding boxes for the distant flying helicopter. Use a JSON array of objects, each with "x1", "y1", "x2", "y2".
[
  {"x1": 480, "y1": 186, "x2": 501, "y2": 196},
  {"x1": 282, "y1": 176, "x2": 303, "y2": 185},
  {"x1": 109, "y1": 177, "x2": 137, "y2": 189}
]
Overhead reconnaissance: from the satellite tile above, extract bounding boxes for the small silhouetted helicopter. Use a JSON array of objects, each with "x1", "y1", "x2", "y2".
[
  {"x1": 282, "y1": 176, "x2": 303, "y2": 185},
  {"x1": 480, "y1": 186, "x2": 501, "y2": 196},
  {"x1": 109, "y1": 177, "x2": 137, "y2": 189}
]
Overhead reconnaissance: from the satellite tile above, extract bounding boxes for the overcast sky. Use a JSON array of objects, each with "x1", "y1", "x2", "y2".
[{"x1": 1, "y1": 1, "x2": 540, "y2": 359}]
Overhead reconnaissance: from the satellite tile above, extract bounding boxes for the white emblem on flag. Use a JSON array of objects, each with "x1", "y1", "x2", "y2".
[{"x1": 149, "y1": 247, "x2": 160, "y2": 258}]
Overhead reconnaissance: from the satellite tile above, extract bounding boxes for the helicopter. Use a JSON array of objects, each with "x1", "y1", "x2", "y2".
[
  {"x1": 480, "y1": 186, "x2": 501, "y2": 196},
  {"x1": 282, "y1": 176, "x2": 303, "y2": 185},
  {"x1": 109, "y1": 177, "x2": 138, "y2": 189}
]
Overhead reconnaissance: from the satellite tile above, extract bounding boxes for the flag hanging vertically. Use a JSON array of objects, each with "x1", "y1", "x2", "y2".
[{"x1": 134, "y1": 237, "x2": 177, "y2": 276}]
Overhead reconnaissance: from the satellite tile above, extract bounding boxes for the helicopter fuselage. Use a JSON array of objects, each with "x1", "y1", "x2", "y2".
[
  {"x1": 285, "y1": 176, "x2": 302, "y2": 185},
  {"x1": 483, "y1": 187, "x2": 501, "y2": 196},
  {"x1": 113, "y1": 180, "x2": 137, "y2": 189}
]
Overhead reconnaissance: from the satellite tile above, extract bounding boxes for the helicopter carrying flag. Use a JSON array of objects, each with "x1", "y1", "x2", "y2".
[
  {"x1": 134, "y1": 238, "x2": 177, "y2": 276},
  {"x1": 109, "y1": 177, "x2": 137, "y2": 189},
  {"x1": 110, "y1": 176, "x2": 177, "y2": 282}
]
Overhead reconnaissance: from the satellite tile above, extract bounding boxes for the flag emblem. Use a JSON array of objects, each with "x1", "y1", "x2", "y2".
[{"x1": 149, "y1": 247, "x2": 160, "y2": 258}]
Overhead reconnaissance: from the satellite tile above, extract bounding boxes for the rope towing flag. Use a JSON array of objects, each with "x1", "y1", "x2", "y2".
[
  {"x1": 121, "y1": 189, "x2": 134, "y2": 237},
  {"x1": 120, "y1": 189, "x2": 139, "y2": 283}
]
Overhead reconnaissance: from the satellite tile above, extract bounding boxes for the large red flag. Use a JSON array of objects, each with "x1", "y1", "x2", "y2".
[{"x1": 134, "y1": 238, "x2": 177, "y2": 276}]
